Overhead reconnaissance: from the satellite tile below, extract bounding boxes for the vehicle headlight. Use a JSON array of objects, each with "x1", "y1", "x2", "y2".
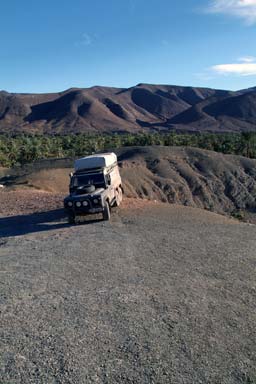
[
  {"x1": 76, "y1": 201, "x2": 82, "y2": 207},
  {"x1": 93, "y1": 198, "x2": 99, "y2": 204},
  {"x1": 82, "y1": 201, "x2": 88, "y2": 206},
  {"x1": 67, "y1": 201, "x2": 73, "y2": 207}
]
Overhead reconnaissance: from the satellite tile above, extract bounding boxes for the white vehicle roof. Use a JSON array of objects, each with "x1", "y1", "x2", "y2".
[{"x1": 74, "y1": 152, "x2": 117, "y2": 172}]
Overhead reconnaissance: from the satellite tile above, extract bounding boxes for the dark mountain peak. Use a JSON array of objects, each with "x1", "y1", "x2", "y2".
[
  {"x1": 204, "y1": 90, "x2": 256, "y2": 119},
  {"x1": 237, "y1": 86, "x2": 256, "y2": 95}
]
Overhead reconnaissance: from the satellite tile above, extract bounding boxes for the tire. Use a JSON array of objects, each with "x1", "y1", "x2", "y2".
[
  {"x1": 116, "y1": 187, "x2": 123, "y2": 206},
  {"x1": 68, "y1": 213, "x2": 76, "y2": 224},
  {"x1": 118, "y1": 188, "x2": 123, "y2": 205},
  {"x1": 103, "y1": 202, "x2": 111, "y2": 221},
  {"x1": 113, "y1": 187, "x2": 123, "y2": 207}
]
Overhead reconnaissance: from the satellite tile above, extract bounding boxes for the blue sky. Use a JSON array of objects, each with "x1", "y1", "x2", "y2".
[{"x1": 1, "y1": 0, "x2": 256, "y2": 93}]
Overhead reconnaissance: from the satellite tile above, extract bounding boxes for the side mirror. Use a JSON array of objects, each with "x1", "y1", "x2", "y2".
[{"x1": 69, "y1": 172, "x2": 73, "y2": 179}]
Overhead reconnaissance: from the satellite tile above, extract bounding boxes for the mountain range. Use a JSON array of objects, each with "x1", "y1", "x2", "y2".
[{"x1": 1, "y1": 83, "x2": 256, "y2": 134}]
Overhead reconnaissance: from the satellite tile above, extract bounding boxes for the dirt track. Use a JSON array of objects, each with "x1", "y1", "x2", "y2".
[{"x1": 0, "y1": 191, "x2": 256, "y2": 383}]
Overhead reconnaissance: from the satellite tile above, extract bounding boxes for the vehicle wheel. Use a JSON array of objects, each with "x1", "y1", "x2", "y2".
[
  {"x1": 103, "y1": 202, "x2": 111, "y2": 221},
  {"x1": 116, "y1": 187, "x2": 123, "y2": 206},
  {"x1": 68, "y1": 213, "x2": 76, "y2": 224}
]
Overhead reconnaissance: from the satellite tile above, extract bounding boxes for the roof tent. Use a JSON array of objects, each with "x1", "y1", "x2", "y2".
[{"x1": 74, "y1": 153, "x2": 117, "y2": 172}]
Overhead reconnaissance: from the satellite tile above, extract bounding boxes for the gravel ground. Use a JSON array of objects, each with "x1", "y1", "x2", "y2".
[{"x1": 0, "y1": 191, "x2": 256, "y2": 383}]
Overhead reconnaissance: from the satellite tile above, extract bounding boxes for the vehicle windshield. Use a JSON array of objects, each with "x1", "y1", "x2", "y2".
[{"x1": 72, "y1": 173, "x2": 105, "y2": 188}]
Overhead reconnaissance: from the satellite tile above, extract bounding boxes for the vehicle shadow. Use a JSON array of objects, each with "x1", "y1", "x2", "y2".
[{"x1": 0, "y1": 209, "x2": 102, "y2": 238}]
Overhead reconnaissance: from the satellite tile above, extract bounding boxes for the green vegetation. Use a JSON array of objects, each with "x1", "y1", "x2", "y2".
[
  {"x1": 231, "y1": 210, "x2": 246, "y2": 221},
  {"x1": 0, "y1": 132, "x2": 256, "y2": 167}
]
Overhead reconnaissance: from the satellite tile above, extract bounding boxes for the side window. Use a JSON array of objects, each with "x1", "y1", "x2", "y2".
[
  {"x1": 106, "y1": 174, "x2": 111, "y2": 185},
  {"x1": 107, "y1": 169, "x2": 117, "y2": 186}
]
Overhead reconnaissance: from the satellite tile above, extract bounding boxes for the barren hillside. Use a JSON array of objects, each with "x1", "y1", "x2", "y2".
[
  {"x1": 1, "y1": 83, "x2": 256, "y2": 133},
  {"x1": 2, "y1": 146, "x2": 256, "y2": 218}
]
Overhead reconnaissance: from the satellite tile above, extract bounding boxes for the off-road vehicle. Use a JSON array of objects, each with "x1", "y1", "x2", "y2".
[{"x1": 64, "y1": 153, "x2": 123, "y2": 223}]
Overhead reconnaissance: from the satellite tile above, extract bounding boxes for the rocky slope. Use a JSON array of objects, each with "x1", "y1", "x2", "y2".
[
  {"x1": 1, "y1": 83, "x2": 256, "y2": 133},
  {"x1": 118, "y1": 147, "x2": 256, "y2": 216}
]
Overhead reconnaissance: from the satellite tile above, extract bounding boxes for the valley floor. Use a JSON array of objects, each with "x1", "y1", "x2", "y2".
[{"x1": 0, "y1": 191, "x2": 256, "y2": 383}]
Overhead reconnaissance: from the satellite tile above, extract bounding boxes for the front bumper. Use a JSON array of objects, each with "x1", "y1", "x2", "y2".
[
  {"x1": 64, "y1": 199, "x2": 104, "y2": 215},
  {"x1": 72, "y1": 207, "x2": 103, "y2": 215}
]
